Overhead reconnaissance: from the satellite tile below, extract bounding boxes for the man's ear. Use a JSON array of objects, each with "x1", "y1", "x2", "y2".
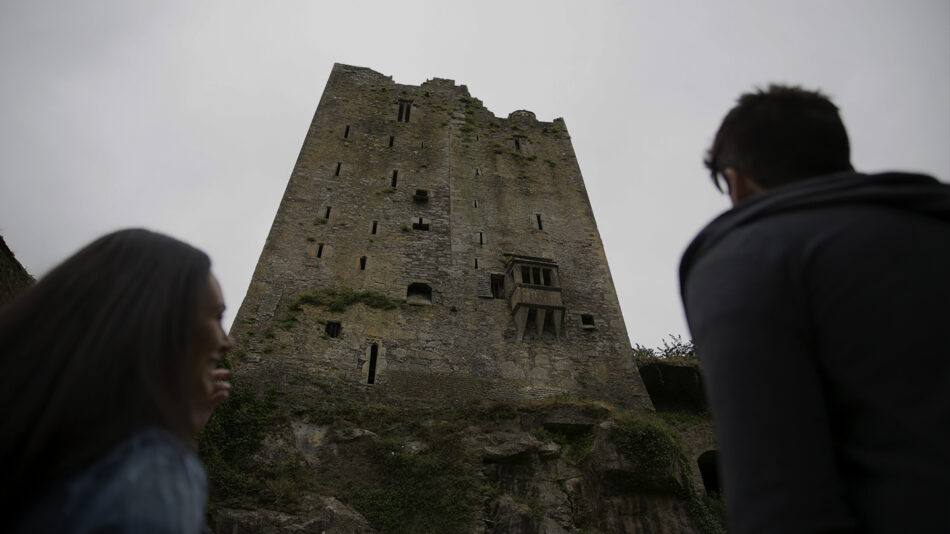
[{"x1": 723, "y1": 168, "x2": 762, "y2": 205}]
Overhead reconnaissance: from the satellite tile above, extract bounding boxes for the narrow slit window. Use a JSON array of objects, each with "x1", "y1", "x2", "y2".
[
  {"x1": 344, "y1": 125, "x2": 350, "y2": 139},
  {"x1": 474, "y1": 258, "x2": 479, "y2": 269},
  {"x1": 367, "y1": 343, "x2": 378, "y2": 384},
  {"x1": 475, "y1": 134, "x2": 479, "y2": 141},
  {"x1": 316, "y1": 243, "x2": 324, "y2": 258},
  {"x1": 388, "y1": 135, "x2": 394, "y2": 147},
  {"x1": 360, "y1": 256, "x2": 367, "y2": 270},
  {"x1": 473, "y1": 200, "x2": 478, "y2": 208},
  {"x1": 475, "y1": 168, "x2": 480, "y2": 176},
  {"x1": 325, "y1": 321, "x2": 341, "y2": 338},
  {"x1": 391, "y1": 170, "x2": 398, "y2": 187},
  {"x1": 397, "y1": 100, "x2": 413, "y2": 122},
  {"x1": 490, "y1": 274, "x2": 505, "y2": 299},
  {"x1": 514, "y1": 138, "x2": 521, "y2": 152},
  {"x1": 371, "y1": 221, "x2": 378, "y2": 235},
  {"x1": 335, "y1": 162, "x2": 341, "y2": 176},
  {"x1": 478, "y1": 232, "x2": 484, "y2": 245},
  {"x1": 324, "y1": 207, "x2": 332, "y2": 219},
  {"x1": 536, "y1": 214, "x2": 543, "y2": 230},
  {"x1": 420, "y1": 141, "x2": 424, "y2": 148},
  {"x1": 543, "y1": 269, "x2": 552, "y2": 286}
]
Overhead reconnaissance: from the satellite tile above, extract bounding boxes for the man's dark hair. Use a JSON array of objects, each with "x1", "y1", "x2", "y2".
[
  {"x1": 0, "y1": 229, "x2": 211, "y2": 523},
  {"x1": 705, "y1": 84, "x2": 853, "y2": 191}
]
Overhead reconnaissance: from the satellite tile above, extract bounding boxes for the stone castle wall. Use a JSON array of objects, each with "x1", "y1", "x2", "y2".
[{"x1": 231, "y1": 63, "x2": 650, "y2": 408}]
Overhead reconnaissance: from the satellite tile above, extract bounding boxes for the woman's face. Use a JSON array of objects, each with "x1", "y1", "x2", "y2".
[{"x1": 191, "y1": 273, "x2": 234, "y2": 411}]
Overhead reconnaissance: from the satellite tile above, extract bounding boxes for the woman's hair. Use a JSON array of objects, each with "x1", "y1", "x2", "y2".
[{"x1": 0, "y1": 228, "x2": 211, "y2": 514}]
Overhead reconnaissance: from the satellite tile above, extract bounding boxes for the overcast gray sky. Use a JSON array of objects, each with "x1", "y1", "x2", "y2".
[{"x1": 1, "y1": 0, "x2": 948, "y2": 348}]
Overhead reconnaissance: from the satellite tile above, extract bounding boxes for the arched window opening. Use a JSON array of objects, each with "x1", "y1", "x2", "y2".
[{"x1": 407, "y1": 283, "x2": 432, "y2": 305}]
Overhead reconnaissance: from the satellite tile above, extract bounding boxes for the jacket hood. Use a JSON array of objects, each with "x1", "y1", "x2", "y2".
[{"x1": 680, "y1": 171, "x2": 950, "y2": 292}]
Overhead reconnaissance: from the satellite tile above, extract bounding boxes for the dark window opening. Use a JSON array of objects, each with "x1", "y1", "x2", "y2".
[
  {"x1": 476, "y1": 134, "x2": 479, "y2": 141},
  {"x1": 407, "y1": 282, "x2": 432, "y2": 305},
  {"x1": 698, "y1": 451, "x2": 721, "y2": 496},
  {"x1": 421, "y1": 141, "x2": 424, "y2": 148},
  {"x1": 581, "y1": 314, "x2": 595, "y2": 327},
  {"x1": 397, "y1": 100, "x2": 413, "y2": 122},
  {"x1": 479, "y1": 232, "x2": 484, "y2": 245},
  {"x1": 412, "y1": 218, "x2": 429, "y2": 231},
  {"x1": 316, "y1": 243, "x2": 324, "y2": 258},
  {"x1": 360, "y1": 256, "x2": 367, "y2": 270},
  {"x1": 324, "y1": 207, "x2": 331, "y2": 219},
  {"x1": 474, "y1": 258, "x2": 479, "y2": 269},
  {"x1": 325, "y1": 321, "x2": 341, "y2": 338},
  {"x1": 491, "y1": 274, "x2": 505, "y2": 299},
  {"x1": 531, "y1": 267, "x2": 541, "y2": 285},
  {"x1": 344, "y1": 125, "x2": 350, "y2": 138},
  {"x1": 542, "y1": 269, "x2": 552, "y2": 286},
  {"x1": 335, "y1": 162, "x2": 341, "y2": 176},
  {"x1": 536, "y1": 213, "x2": 543, "y2": 230},
  {"x1": 475, "y1": 168, "x2": 480, "y2": 176},
  {"x1": 388, "y1": 135, "x2": 394, "y2": 147},
  {"x1": 391, "y1": 170, "x2": 398, "y2": 187},
  {"x1": 521, "y1": 266, "x2": 531, "y2": 284},
  {"x1": 371, "y1": 221, "x2": 378, "y2": 234},
  {"x1": 367, "y1": 343, "x2": 378, "y2": 384},
  {"x1": 473, "y1": 200, "x2": 479, "y2": 208},
  {"x1": 514, "y1": 138, "x2": 521, "y2": 152}
]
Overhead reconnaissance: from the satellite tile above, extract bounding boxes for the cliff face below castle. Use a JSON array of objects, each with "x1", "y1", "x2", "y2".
[{"x1": 200, "y1": 380, "x2": 724, "y2": 533}]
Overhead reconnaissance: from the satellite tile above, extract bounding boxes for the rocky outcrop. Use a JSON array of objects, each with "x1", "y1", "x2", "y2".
[
  {"x1": 202, "y1": 390, "x2": 724, "y2": 533},
  {"x1": 211, "y1": 496, "x2": 375, "y2": 534}
]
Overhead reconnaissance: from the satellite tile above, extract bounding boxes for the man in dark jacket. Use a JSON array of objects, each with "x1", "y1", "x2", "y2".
[{"x1": 680, "y1": 85, "x2": 950, "y2": 533}]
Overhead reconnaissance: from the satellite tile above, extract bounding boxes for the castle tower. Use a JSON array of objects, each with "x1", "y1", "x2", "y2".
[{"x1": 230, "y1": 64, "x2": 650, "y2": 408}]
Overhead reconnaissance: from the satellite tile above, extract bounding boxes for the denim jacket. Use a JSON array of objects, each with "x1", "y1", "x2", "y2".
[{"x1": 13, "y1": 428, "x2": 207, "y2": 534}]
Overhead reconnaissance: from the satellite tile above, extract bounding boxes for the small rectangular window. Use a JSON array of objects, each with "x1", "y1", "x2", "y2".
[
  {"x1": 514, "y1": 138, "x2": 521, "y2": 152},
  {"x1": 367, "y1": 343, "x2": 379, "y2": 384},
  {"x1": 474, "y1": 258, "x2": 479, "y2": 269},
  {"x1": 412, "y1": 218, "x2": 429, "y2": 231},
  {"x1": 491, "y1": 274, "x2": 505, "y2": 299},
  {"x1": 360, "y1": 256, "x2": 367, "y2": 270},
  {"x1": 371, "y1": 221, "x2": 378, "y2": 235},
  {"x1": 316, "y1": 243, "x2": 324, "y2": 258},
  {"x1": 478, "y1": 232, "x2": 484, "y2": 245},
  {"x1": 391, "y1": 170, "x2": 398, "y2": 187},
  {"x1": 473, "y1": 200, "x2": 478, "y2": 208},
  {"x1": 475, "y1": 168, "x2": 480, "y2": 176},
  {"x1": 325, "y1": 321, "x2": 341, "y2": 338},
  {"x1": 344, "y1": 125, "x2": 350, "y2": 139},
  {"x1": 521, "y1": 266, "x2": 531, "y2": 283},
  {"x1": 543, "y1": 269, "x2": 552, "y2": 286},
  {"x1": 532, "y1": 267, "x2": 541, "y2": 285},
  {"x1": 398, "y1": 100, "x2": 413, "y2": 122},
  {"x1": 389, "y1": 135, "x2": 394, "y2": 147},
  {"x1": 581, "y1": 314, "x2": 595, "y2": 328},
  {"x1": 536, "y1": 214, "x2": 543, "y2": 231},
  {"x1": 325, "y1": 207, "x2": 331, "y2": 219},
  {"x1": 335, "y1": 162, "x2": 341, "y2": 176}
]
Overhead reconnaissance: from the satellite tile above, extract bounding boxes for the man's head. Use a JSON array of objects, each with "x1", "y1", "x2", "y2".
[{"x1": 705, "y1": 84, "x2": 853, "y2": 203}]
